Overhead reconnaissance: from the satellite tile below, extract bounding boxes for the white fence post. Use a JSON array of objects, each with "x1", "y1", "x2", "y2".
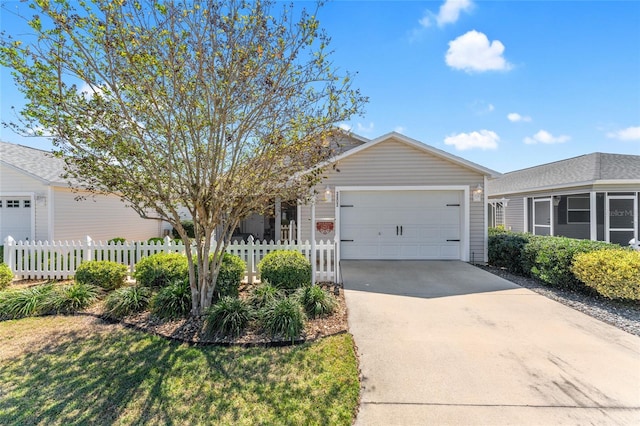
[
  {"x1": 85, "y1": 236, "x2": 93, "y2": 262},
  {"x1": 247, "y1": 236, "x2": 255, "y2": 284},
  {"x1": 3, "y1": 236, "x2": 15, "y2": 274}
]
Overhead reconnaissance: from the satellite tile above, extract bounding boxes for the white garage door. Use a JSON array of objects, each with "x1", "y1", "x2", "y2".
[
  {"x1": 0, "y1": 197, "x2": 32, "y2": 242},
  {"x1": 339, "y1": 190, "x2": 462, "y2": 260}
]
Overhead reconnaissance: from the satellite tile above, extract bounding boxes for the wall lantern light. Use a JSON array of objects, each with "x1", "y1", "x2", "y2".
[
  {"x1": 472, "y1": 184, "x2": 483, "y2": 202},
  {"x1": 323, "y1": 185, "x2": 332, "y2": 203}
]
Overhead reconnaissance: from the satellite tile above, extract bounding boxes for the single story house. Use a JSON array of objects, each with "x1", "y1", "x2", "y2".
[
  {"x1": 295, "y1": 132, "x2": 499, "y2": 263},
  {"x1": 487, "y1": 152, "x2": 640, "y2": 246},
  {"x1": 0, "y1": 141, "x2": 163, "y2": 243}
]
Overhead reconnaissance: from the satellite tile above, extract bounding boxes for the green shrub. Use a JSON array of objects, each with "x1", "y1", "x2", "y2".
[
  {"x1": 258, "y1": 250, "x2": 311, "y2": 290},
  {"x1": 488, "y1": 232, "x2": 532, "y2": 275},
  {"x1": 214, "y1": 253, "x2": 245, "y2": 300},
  {"x1": 205, "y1": 296, "x2": 254, "y2": 338},
  {"x1": 134, "y1": 253, "x2": 188, "y2": 288},
  {"x1": 75, "y1": 261, "x2": 128, "y2": 291},
  {"x1": 150, "y1": 279, "x2": 192, "y2": 319},
  {"x1": 104, "y1": 285, "x2": 152, "y2": 318},
  {"x1": 108, "y1": 237, "x2": 126, "y2": 244},
  {"x1": 572, "y1": 250, "x2": 640, "y2": 300},
  {"x1": 171, "y1": 220, "x2": 195, "y2": 239},
  {"x1": 248, "y1": 282, "x2": 283, "y2": 310},
  {"x1": 0, "y1": 284, "x2": 54, "y2": 319},
  {"x1": 48, "y1": 282, "x2": 101, "y2": 314},
  {"x1": 488, "y1": 225, "x2": 507, "y2": 237},
  {"x1": 296, "y1": 285, "x2": 337, "y2": 319},
  {"x1": 147, "y1": 237, "x2": 165, "y2": 245},
  {"x1": 521, "y1": 236, "x2": 618, "y2": 291},
  {"x1": 0, "y1": 263, "x2": 13, "y2": 289},
  {"x1": 259, "y1": 296, "x2": 306, "y2": 341}
]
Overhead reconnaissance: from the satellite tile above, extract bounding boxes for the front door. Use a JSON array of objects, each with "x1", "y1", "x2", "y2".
[
  {"x1": 607, "y1": 195, "x2": 637, "y2": 245},
  {"x1": 533, "y1": 198, "x2": 552, "y2": 236}
]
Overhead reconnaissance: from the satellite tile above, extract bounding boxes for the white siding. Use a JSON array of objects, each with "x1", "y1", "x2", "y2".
[
  {"x1": 300, "y1": 137, "x2": 487, "y2": 261},
  {"x1": 52, "y1": 187, "x2": 160, "y2": 241},
  {"x1": 0, "y1": 164, "x2": 50, "y2": 241}
]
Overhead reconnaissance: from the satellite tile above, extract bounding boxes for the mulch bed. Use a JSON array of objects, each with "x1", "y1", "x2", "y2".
[{"x1": 75, "y1": 282, "x2": 349, "y2": 346}]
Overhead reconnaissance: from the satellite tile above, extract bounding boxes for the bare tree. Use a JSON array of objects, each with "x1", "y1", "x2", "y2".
[{"x1": 1, "y1": 0, "x2": 366, "y2": 313}]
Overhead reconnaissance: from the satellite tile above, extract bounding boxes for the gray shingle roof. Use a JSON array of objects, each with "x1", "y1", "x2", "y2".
[
  {"x1": 0, "y1": 141, "x2": 67, "y2": 184},
  {"x1": 488, "y1": 152, "x2": 640, "y2": 195}
]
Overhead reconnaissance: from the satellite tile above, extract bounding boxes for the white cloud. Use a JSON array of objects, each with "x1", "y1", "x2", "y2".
[
  {"x1": 470, "y1": 100, "x2": 495, "y2": 115},
  {"x1": 437, "y1": 0, "x2": 473, "y2": 26},
  {"x1": 418, "y1": 14, "x2": 433, "y2": 28},
  {"x1": 356, "y1": 122, "x2": 375, "y2": 134},
  {"x1": 507, "y1": 112, "x2": 532, "y2": 122},
  {"x1": 444, "y1": 130, "x2": 499, "y2": 151},
  {"x1": 523, "y1": 130, "x2": 570, "y2": 145},
  {"x1": 446, "y1": 30, "x2": 512, "y2": 73},
  {"x1": 394, "y1": 126, "x2": 406, "y2": 134},
  {"x1": 420, "y1": 0, "x2": 473, "y2": 28},
  {"x1": 78, "y1": 82, "x2": 106, "y2": 99},
  {"x1": 338, "y1": 123, "x2": 352, "y2": 132},
  {"x1": 606, "y1": 126, "x2": 640, "y2": 141}
]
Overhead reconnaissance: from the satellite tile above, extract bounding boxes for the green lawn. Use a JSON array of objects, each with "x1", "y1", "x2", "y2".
[{"x1": 0, "y1": 316, "x2": 359, "y2": 425}]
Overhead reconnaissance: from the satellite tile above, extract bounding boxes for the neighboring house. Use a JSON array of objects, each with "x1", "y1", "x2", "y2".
[
  {"x1": 298, "y1": 132, "x2": 499, "y2": 263},
  {"x1": 487, "y1": 152, "x2": 640, "y2": 246},
  {"x1": 0, "y1": 141, "x2": 163, "y2": 243}
]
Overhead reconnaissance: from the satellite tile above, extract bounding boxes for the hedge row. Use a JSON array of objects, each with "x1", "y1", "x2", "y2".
[{"x1": 488, "y1": 228, "x2": 638, "y2": 300}]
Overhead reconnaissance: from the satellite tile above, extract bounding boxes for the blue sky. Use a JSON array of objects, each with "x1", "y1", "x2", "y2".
[{"x1": 1, "y1": 0, "x2": 639, "y2": 173}]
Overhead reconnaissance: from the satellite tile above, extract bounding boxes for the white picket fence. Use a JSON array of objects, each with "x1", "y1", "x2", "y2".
[{"x1": 2, "y1": 235, "x2": 336, "y2": 283}]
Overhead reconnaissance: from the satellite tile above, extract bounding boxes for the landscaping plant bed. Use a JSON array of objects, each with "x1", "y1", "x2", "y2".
[{"x1": 77, "y1": 282, "x2": 349, "y2": 346}]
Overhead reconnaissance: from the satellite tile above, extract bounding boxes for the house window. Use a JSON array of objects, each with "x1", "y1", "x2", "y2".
[
  {"x1": 24, "y1": 200, "x2": 31, "y2": 208},
  {"x1": 6, "y1": 200, "x2": 20, "y2": 208},
  {"x1": 567, "y1": 196, "x2": 590, "y2": 223}
]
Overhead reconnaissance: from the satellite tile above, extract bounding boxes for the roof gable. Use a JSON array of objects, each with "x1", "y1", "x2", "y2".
[
  {"x1": 326, "y1": 132, "x2": 500, "y2": 178},
  {"x1": 0, "y1": 141, "x2": 67, "y2": 185},
  {"x1": 488, "y1": 152, "x2": 640, "y2": 195}
]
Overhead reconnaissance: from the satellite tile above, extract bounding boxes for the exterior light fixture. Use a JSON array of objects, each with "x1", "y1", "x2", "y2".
[
  {"x1": 324, "y1": 185, "x2": 332, "y2": 203},
  {"x1": 472, "y1": 184, "x2": 483, "y2": 202}
]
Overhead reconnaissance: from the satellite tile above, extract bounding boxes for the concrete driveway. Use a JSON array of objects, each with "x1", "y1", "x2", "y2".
[{"x1": 341, "y1": 260, "x2": 640, "y2": 425}]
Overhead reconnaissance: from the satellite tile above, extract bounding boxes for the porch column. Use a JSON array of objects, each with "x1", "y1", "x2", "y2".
[
  {"x1": 523, "y1": 197, "x2": 528, "y2": 233},
  {"x1": 274, "y1": 198, "x2": 282, "y2": 242},
  {"x1": 590, "y1": 191, "x2": 597, "y2": 241}
]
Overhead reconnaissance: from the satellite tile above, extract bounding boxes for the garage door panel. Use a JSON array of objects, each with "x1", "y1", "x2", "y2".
[
  {"x1": 0, "y1": 197, "x2": 32, "y2": 242},
  {"x1": 339, "y1": 190, "x2": 463, "y2": 260},
  {"x1": 341, "y1": 224, "x2": 378, "y2": 241},
  {"x1": 341, "y1": 242, "x2": 378, "y2": 259}
]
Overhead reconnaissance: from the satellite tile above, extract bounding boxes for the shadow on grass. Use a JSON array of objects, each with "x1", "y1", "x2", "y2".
[{"x1": 0, "y1": 320, "x2": 358, "y2": 425}]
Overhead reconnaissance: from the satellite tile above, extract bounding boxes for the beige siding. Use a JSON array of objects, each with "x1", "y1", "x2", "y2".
[
  {"x1": 299, "y1": 137, "x2": 487, "y2": 261},
  {"x1": 0, "y1": 164, "x2": 50, "y2": 241},
  {"x1": 53, "y1": 187, "x2": 160, "y2": 241}
]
